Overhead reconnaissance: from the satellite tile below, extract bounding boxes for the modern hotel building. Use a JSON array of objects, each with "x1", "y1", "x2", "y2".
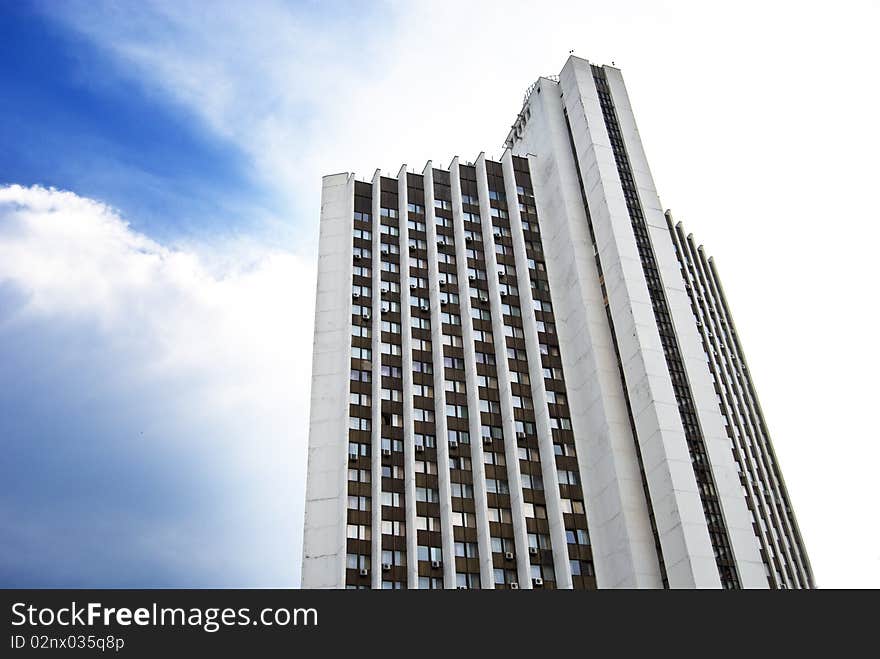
[{"x1": 302, "y1": 55, "x2": 813, "y2": 589}]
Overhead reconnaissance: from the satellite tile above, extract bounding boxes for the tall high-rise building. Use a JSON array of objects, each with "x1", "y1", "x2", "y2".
[{"x1": 302, "y1": 55, "x2": 813, "y2": 589}]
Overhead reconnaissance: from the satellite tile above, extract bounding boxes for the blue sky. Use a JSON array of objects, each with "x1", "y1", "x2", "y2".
[
  {"x1": 1, "y1": 0, "x2": 879, "y2": 588},
  {"x1": 0, "y1": 3, "x2": 269, "y2": 243}
]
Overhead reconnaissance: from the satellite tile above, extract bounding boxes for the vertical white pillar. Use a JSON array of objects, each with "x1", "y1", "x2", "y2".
[
  {"x1": 370, "y1": 169, "x2": 383, "y2": 589},
  {"x1": 500, "y1": 150, "x2": 574, "y2": 588},
  {"x1": 396, "y1": 166, "x2": 420, "y2": 589},
  {"x1": 302, "y1": 172, "x2": 355, "y2": 589},
  {"x1": 422, "y1": 162, "x2": 459, "y2": 589},
  {"x1": 449, "y1": 157, "x2": 496, "y2": 588}
]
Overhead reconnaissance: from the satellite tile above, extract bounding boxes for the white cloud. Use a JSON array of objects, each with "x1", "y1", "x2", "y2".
[{"x1": 0, "y1": 184, "x2": 313, "y2": 586}]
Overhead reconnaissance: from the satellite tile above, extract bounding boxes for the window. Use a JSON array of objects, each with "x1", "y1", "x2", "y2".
[
  {"x1": 349, "y1": 417, "x2": 370, "y2": 431},
  {"x1": 456, "y1": 573, "x2": 479, "y2": 589},
  {"x1": 490, "y1": 536, "x2": 515, "y2": 553},
  {"x1": 475, "y1": 352, "x2": 495, "y2": 365},
  {"x1": 473, "y1": 329, "x2": 493, "y2": 343},
  {"x1": 381, "y1": 388, "x2": 401, "y2": 402},
  {"x1": 477, "y1": 374, "x2": 498, "y2": 388},
  {"x1": 504, "y1": 325, "x2": 525, "y2": 338},
  {"x1": 487, "y1": 507, "x2": 512, "y2": 523},
  {"x1": 381, "y1": 491, "x2": 402, "y2": 507},
  {"x1": 449, "y1": 456, "x2": 471, "y2": 470},
  {"x1": 528, "y1": 532, "x2": 552, "y2": 549},
  {"x1": 501, "y1": 304, "x2": 521, "y2": 317},
  {"x1": 558, "y1": 470, "x2": 580, "y2": 486},
  {"x1": 521, "y1": 473, "x2": 543, "y2": 490},
  {"x1": 479, "y1": 400, "x2": 499, "y2": 414},
  {"x1": 471, "y1": 307, "x2": 492, "y2": 321},
  {"x1": 347, "y1": 524, "x2": 370, "y2": 540},
  {"x1": 450, "y1": 482, "x2": 474, "y2": 498},
  {"x1": 381, "y1": 412, "x2": 402, "y2": 428},
  {"x1": 485, "y1": 478, "x2": 509, "y2": 494},
  {"x1": 347, "y1": 495, "x2": 370, "y2": 512},
  {"x1": 454, "y1": 542, "x2": 479, "y2": 558},
  {"x1": 416, "y1": 487, "x2": 439, "y2": 503},
  {"x1": 444, "y1": 357, "x2": 465, "y2": 370},
  {"x1": 381, "y1": 549, "x2": 405, "y2": 566},
  {"x1": 554, "y1": 442, "x2": 576, "y2": 457},
  {"x1": 381, "y1": 321, "x2": 400, "y2": 334},
  {"x1": 414, "y1": 460, "x2": 437, "y2": 474},
  {"x1": 447, "y1": 404, "x2": 468, "y2": 419},
  {"x1": 560, "y1": 498, "x2": 586, "y2": 514},
  {"x1": 417, "y1": 545, "x2": 442, "y2": 562},
  {"x1": 518, "y1": 446, "x2": 540, "y2": 462},
  {"x1": 348, "y1": 468, "x2": 370, "y2": 483},
  {"x1": 451, "y1": 511, "x2": 476, "y2": 528},
  {"x1": 349, "y1": 392, "x2": 371, "y2": 406},
  {"x1": 483, "y1": 451, "x2": 505, "y2": 467},
  {"x1": 350, "y1": 369, "x2": 371, "y2": 383},
  {"x1": 413, "y1": 384, "x2": 433, "y2": 397},
  {"x1": 381, "y1": 437, "x2": 404, "y2": 453},
  {"x1": 351, "y1": 346, "x2": 372, "y2": 360},
  {"x1": 381, "y1": 342, "x2": 401, "y2": 356},
  {"x1": 411, "y1": 315, "x2": 431, "y2": 330},
  {"x1": 448, "y1": 429, "x2": 470, "y2": 444},
  {"x1": 445, "y1": 379, "x2": 467, "y2": 394},
  {"x1": 515, "y1": 420, "x2": 536, "y2": 436},
  {"x1": 382, "y1": 520, "x2": 406, "y2": 536}
]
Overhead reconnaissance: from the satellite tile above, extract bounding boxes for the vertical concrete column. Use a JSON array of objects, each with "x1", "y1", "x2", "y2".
[
  {"x1": 421, "y1": 162, "x2": 459, "y2": 589},
  {"x1": 449, "y1": 157, "x2": 496, "y2": 589},
  {"x1": 302, "y1": 173, "x2": 355, "y2": 588}
]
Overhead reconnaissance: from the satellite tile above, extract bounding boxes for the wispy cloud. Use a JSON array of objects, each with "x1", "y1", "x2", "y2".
[{"x1": 0, "y1": 184, "x2": 312, "y2": 586}]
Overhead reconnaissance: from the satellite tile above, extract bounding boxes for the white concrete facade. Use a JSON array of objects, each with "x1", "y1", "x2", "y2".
[
  {"x1": 302, "y1": 172, "x2": 356, "y2": 588},
  {"x1": 303, "y1": 55, "x2": 811, "y2": 589}
]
